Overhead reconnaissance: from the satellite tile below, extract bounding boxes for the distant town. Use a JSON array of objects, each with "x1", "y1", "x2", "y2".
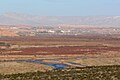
[{"x1": 0, "y1": 25, "x2": 120, "y2": 37}]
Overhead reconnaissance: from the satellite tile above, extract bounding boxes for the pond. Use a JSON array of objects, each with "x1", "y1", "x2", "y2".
[
  {"x1": 47, "y1": 64, "x2": 68, "y2": 69},
  {"x1": 1, "y1": 59, "x2": 68, "y2": 69},
  {"x1": 24, "y1": 59, "x2": 68, "y2": 69}
]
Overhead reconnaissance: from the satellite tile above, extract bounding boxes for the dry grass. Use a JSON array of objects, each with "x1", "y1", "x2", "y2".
[{"x1": 0, "y1": 62, "x2": 52, "y2": 74}]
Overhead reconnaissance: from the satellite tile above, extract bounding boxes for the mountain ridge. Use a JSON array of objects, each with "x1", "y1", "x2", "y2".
[{"x1": 0, "y1": 13, "x2": 120, "y2": 26}]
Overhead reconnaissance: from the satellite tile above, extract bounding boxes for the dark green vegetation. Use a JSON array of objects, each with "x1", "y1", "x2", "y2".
[{"x1": 0, "y1": 65, "x2": 120, "y2": 80}]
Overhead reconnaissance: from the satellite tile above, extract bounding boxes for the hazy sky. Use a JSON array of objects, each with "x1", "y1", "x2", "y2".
[{"x1": 0, "y1": 0, "x2": 120, "y2": 16}]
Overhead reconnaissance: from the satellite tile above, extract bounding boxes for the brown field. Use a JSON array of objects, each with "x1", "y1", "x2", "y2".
[
  {"x1": 0, "y1": 62, "x2": 52, "y2": 74},
  {"x1": 0, "y1": 35, "x2": 120, "y2": 55},
  {"x1": 0, "y1": 34, "x2": 120, "y2": 74}
]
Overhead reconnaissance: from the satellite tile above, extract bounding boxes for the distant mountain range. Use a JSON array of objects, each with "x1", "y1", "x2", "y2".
[{"x1": 0, "y1": 13, "x2": 120, "y2": 26}]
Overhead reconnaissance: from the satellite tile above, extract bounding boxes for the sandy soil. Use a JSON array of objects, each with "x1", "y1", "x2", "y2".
[{"x1": 0, "y1": 62, "x2": 52, "y2": 74}]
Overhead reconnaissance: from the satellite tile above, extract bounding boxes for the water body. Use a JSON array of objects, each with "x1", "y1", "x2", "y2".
[
  {"x1": 0, "y1": 59, "x2": 68, "y2": 69},
  {"x1": 48, "y1": 64, "x2": 68, "y2": 69},
  {"x1": 21, "y1": 59, "x2": 68, "y2": 69}
]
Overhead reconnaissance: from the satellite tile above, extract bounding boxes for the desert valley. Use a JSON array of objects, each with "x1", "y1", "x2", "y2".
[{"x1": 0, "y1": 14, "x2": 120, "y2": 79}]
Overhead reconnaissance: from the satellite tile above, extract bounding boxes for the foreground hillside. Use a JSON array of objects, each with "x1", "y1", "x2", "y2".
[{"x1": 0, "y1": 65, "x2": 120, "y2": 80}]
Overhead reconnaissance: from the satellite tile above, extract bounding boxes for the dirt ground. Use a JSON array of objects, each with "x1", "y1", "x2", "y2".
[
  {"x1": 0, "y1": 35, "x2": 120, "y2": 74},
  {"x1": 0, "y1": 62, "x2": 52, "y2": 74}
]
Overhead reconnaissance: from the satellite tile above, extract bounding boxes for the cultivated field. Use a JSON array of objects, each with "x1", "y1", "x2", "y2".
[{"x1": 0, "y1": 35, "x2": 120, "y2": 74}]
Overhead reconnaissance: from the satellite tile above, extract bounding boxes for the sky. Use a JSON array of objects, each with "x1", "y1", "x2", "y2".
[{"x1": 0, "y1": 0, "x2": 120, "y2": 16}]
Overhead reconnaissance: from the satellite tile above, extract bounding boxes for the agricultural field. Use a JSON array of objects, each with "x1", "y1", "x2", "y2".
[
  {"x1": 0, "y1": 62, "x2": 52, "y2": 74},
  {"x1": 0, "y1": 35, "x2": 120, "y2": 75}
]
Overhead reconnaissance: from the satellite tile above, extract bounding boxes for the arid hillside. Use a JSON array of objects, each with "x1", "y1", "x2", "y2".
[
  {"x1": 1, "y1": 13, "x2": 120, "y2": 26},
  {"x1": 0, "y1": 28, "x2": 18, "y2": 37}
]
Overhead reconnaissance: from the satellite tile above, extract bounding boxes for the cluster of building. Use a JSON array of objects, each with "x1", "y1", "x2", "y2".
[{"x1": 0, "y1": 25, "x2": 120, "y2": 37}]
